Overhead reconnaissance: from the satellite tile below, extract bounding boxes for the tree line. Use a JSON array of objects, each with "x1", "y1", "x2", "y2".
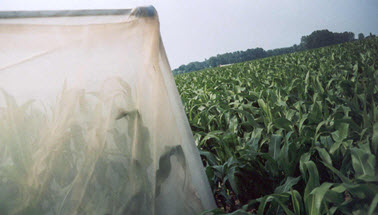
[{"x1": 172, "y1": 30, "x2": 375, "y2": 74}]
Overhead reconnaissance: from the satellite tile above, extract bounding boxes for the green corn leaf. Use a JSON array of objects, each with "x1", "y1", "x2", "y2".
[
  {"x1": 372, "y1": 122, "x2": 378, "y2": 154},
  {"x1": 320, "y1": 135, "x2": 334, "y2": 150},
  {"x1": 200, "y1": 150, "x2": 218, "y2": 166},
  {"x1": 304, "y1": 71, "x2": 310, "y2": 95},
  {"x1": 309, "y1": 182, "x2": 333, "y2": 215},
  {"x1": 200, "y1": 130, "x2": 223, "y2": 146},
  {"x1": 257, "y1": 195, "x2": 270, "y2": 215},
  {"x1": 290, "y1": 189, "x2": 304, "y2": 215},
  {"x1": 247, "y1": 127, "x2": 263, "y2": 151},
  {"x1": 300, "y1": 152, "x2": 311, "y2": 181},
  {"x1": 271, "y1": 197, "x2": 295, "y2": 215},
  {"x1": 321, "y1": 161, "x2": 351, "y2": 183},
  {"x1": 302, "y1": 161, "x2": 320, "y2": 215},
  {"x1": 324, "y1": 189, "x2": 345, "y2": 205},
  {"x1": 315, "y1": 147, "x2": 332, "y2": 166},
  {"x1": 316, "y1": 75, "x2": 324, "y2": 94},
  {"x1": 350, "y1": 147, "x2": 376, "y2": 181},
  {"x1": 315, "y1": 121, "x2": 327, "y2": 142},
  {"x1": 274, "y1": 176, "x2": 301, "y2": 194},
  {"x1": 274, "y1": 118, "x2": 292, "y2": 131},
  {"x1": 225, "y1": 165, "x2": 239, "y2": 195},
  {"x1": 331, "y1": 123, "x2": 349, "y2": 143},
  {"x1": 298, "y1": 114, "x2": 308, "y2": 135},
  {"x1": 269, "y1": 134, "x2": 282, "y2": 161},
  {"x1": 368, "y1": 193, "x2": 378, "y2": 215},
  {"x1": 329, "y1": 141, "x2": 342, "y2": 154}
]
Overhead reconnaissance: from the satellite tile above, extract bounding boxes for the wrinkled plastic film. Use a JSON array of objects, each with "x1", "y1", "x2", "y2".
[{"x1": 0, "y1": 6, "x2": 216, "y2": 215}]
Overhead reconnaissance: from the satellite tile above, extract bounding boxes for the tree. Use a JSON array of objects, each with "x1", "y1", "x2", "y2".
[
  {"x1": 358, "y1": 33, "x2": 365, "y2": 40},
  {"x1": 172, "y1": 29, "x2": 358, "y2": 74},
  {"x1": 300, "y1": 30, "x2": 355, "y2": 50},
  {"x1": 300, "y1": 30, "x2": 333, "y2": 49},
  {"x1": 366, "y1": 33, "x2": 376, "y2": 38}
]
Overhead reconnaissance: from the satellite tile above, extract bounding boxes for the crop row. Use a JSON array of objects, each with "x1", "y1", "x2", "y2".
[{"x1": 175, "y1": 38, "x2": 378, "y2": 214}]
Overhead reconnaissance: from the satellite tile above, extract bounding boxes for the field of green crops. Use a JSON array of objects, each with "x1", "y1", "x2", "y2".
[{"x1": 175, "y1": 38, "x2": 378, "y2": 215}]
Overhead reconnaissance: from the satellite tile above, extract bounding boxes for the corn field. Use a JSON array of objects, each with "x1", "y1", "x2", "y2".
[{"x1": 175, "y1": 38, "x2": 378, "y2": 215}]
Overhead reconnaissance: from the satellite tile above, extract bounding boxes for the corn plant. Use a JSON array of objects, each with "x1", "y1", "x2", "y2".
[{"x1": 175, "y1": 37, "x2": 378, "y2": 214}]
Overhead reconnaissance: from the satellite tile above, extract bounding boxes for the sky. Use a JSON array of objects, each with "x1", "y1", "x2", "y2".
[{"x1": 1, "y1": 0, "x2": 377, "y2": 69}]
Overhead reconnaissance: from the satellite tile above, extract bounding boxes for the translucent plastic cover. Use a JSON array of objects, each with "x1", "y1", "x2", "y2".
[{"x1": 0, "y1": 6, "x2": 215, "y2": 215}]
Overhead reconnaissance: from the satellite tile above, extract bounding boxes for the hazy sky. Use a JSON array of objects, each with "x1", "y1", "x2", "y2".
[{"x1": 1, "y1": 0, "x2": 377, "y2": 69}]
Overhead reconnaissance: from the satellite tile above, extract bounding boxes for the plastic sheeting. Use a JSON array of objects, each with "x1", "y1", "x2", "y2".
[{"x1": 0, "y1": 6, "x2": 215, "y2": 215}]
